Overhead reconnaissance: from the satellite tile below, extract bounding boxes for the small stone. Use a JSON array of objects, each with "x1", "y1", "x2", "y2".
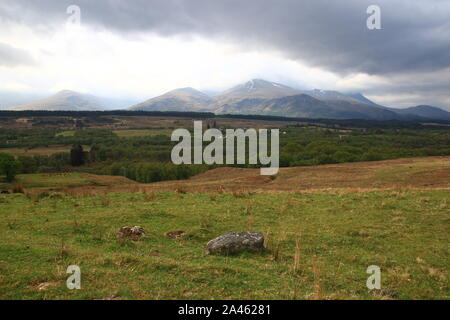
[
  {"x1": 205, "y1": 232, "x2": 264, "y2": 255},
  {"x1": 380, "y1": 288, "x2": 399, "y2": 299},
  {"x1": 165, "y1": 230, "x2": 185, "y2": 239},
  {"x1": 117, "y1": 226, "x2": 145, "y2": 241}
]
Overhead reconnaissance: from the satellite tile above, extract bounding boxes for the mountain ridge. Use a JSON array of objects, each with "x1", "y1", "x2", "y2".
[
  {"x1": 129, "y1": 87, "x2": 214, "y2": 112},
  {"x1": 6, "y1": 90, "x2": 139, "y2": 111},
  {"x1": 390, "y1": 105, "x2": 450, "y2": 121},
  {"x1": 128, "y1": 79, "x2": 450, "y2": 120},
  {"x1": 8, "y1": 90, "x2": 104, "y2": 111},
  {"x1": 5, "y1": 79, "x2": 450, "y2": 120}
]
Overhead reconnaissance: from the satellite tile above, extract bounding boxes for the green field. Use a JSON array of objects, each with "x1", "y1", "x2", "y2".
[
  {"x1": 0, "y1": 145, "x2": 91, "y2": 157},
  {"x1": 112, "y1": 129, "x2": 173, "y2": 137},
  {"x1": 55, "y1": 131, "x2": 76, "y2": 137},
  {"x1": 0, "y1": 173, "x2": 134, "y2": 191},
  {"x1": 0, "y1": 190, "x2": 448, "y2": 299},
  {"x1": 55, "y1": 129, "x2": 172, "y2": 138}
]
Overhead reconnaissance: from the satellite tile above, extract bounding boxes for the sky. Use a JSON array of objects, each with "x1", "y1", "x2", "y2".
[{"x1": 0, "y1": 0, "x2": 449, "y2": 110}]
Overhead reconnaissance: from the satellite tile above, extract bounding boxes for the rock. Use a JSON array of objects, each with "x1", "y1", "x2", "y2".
[
  {"x1": 205, "y1": 232, "x2": 264, "y2": 255},
  {"x1": 380, "y1": 288, "x2": 399, "y2": 299},
  {"x1": 165, "y1": 230, "x2": 185, "y2": 239},
  {"x1": 117, "y1": 226, "x2": 145, "y2": 241}
]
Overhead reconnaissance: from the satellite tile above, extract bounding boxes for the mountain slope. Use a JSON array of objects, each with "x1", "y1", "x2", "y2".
[
  {"x1": 305, "y1": 89, "x2": 365, "y2": 104},
  {"x1": 8, "y1": 90, "x2": 104, "y2": 111},
  {"x1": 252, "y1": 94, "x2": 343, "y2": 118},
  {"x1": 129, "y1": 87, "x2": 213, "y2": 111},
  {"x1": 390, "y1": 105, "x2": 450, "y2": 120},
  {"x1": 298, "y1": 89, "x2": 399, "y2": 120},
  {"x1": 0, "y1": 91, "x2": 46, "y2": 109},
  {"x1": 216, "y1": 93, "x2": 400, "y2": 119},
  {"x1": 214, "y1": 79, "x2": 302, "y2": 114},
  {"x1": 345, "y1": 92, "x2": 378, "y2": 106},
  {"x1": 214, "y1": 79, "x2": 301, "y2": 108},
  {"x1": 213, "y1": 80, "x2": 399, "y2": 120}
]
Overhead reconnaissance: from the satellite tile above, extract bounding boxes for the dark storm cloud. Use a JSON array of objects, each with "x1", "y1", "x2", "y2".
[
  {"x1": 0, "y1": 42, "x2": 35, "y2": 67},
  {"x1": 1, "y1": 0, "x2": 449, "y2": 108},
  {"x1": 362, "y1": 67, "x2": 450, "y2": 110},
  {"x1": 2, "y1": 0, "x2": 450, "y2": 75}
]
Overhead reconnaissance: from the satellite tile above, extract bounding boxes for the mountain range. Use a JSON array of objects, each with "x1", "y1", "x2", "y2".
[
  {"x1": 4, "y1": 90, "x2": 139, "y2": 111},
  {"x1": 128, "y1": 79, "x2": 450, "y2": 120},
  {"x1": 4, "y1": 79, "x2": 450, "y2": 120}
]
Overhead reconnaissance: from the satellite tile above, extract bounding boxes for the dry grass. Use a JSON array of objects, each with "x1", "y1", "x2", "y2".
[
  {"x1": 293, "y1": 237, "x2": 301, "y2": 274},
  {"x1": 11, "y1": 183, "x2": 25, "y2": 194},
  {"x1": 312, "y1": 255, "x2": 321, "y2": 300},
  {"x1": 49, "y1": 156, "x2": 450, "y2": 196},
  {"x1": 1, "y1": 172, "x2": 137, "y2": 194}
]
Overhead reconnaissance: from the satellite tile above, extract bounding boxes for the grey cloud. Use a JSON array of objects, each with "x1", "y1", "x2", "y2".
[
  {"x1": 3, "y1": 0, "x2": 450, "y2": 75},
  {"x1": 361, "y1": 67, "x2": 450, "y2": 110},
  {"x1": 0, "y1": 42, "x2": 35, "y2": 67},
  {"x1": 1, "y1": 0, "x2": 449, "y2": 108}
]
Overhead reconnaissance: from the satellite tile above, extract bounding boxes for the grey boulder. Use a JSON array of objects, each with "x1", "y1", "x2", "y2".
[{"x1": 205, "y1": 232, "x2": 264, "y2": 255}]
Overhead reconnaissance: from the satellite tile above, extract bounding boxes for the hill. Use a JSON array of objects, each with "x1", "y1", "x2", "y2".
[
  {"x1": 392, "y1": 105, "x2": 450, "y2": 120},
  {"x1": 129, "y1": 87, "x2": 214, "y2": 111},
  {"x1": 32, "y1": 156, "x2": 449, "y2": 195},
  {"x1": 8, "y1": 90, "x2": 105, "y2": 111},
  {"x1": 0, "y1": 91, "x2": 46, "y2": 109}
]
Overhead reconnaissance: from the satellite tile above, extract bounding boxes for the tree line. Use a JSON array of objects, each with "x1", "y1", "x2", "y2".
[{"x1": 1, "y1": 126, "x2": 449, "y2": 183}]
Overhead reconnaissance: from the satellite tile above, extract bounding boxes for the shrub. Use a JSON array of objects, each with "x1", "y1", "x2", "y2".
[
  {"x1": 12, "y1": 183, "x2": 25, "y2": 194},
  {"x1": 0, "y1": 153, "x2": 19, "y2": 182}
]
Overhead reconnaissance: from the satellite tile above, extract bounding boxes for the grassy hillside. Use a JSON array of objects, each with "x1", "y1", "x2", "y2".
[
  {"x1": 0, "y1": 173, "x2": 136, "y2": 192},
  {"x1": 52, "y1": 157, "x2": 450, "y2": 196},
  {"x1": 0, "y1": 157, "x2": 448, "y2": 300},
  {"x1": 0, "y1": 189, "x2": 448, "y2": 300}
]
